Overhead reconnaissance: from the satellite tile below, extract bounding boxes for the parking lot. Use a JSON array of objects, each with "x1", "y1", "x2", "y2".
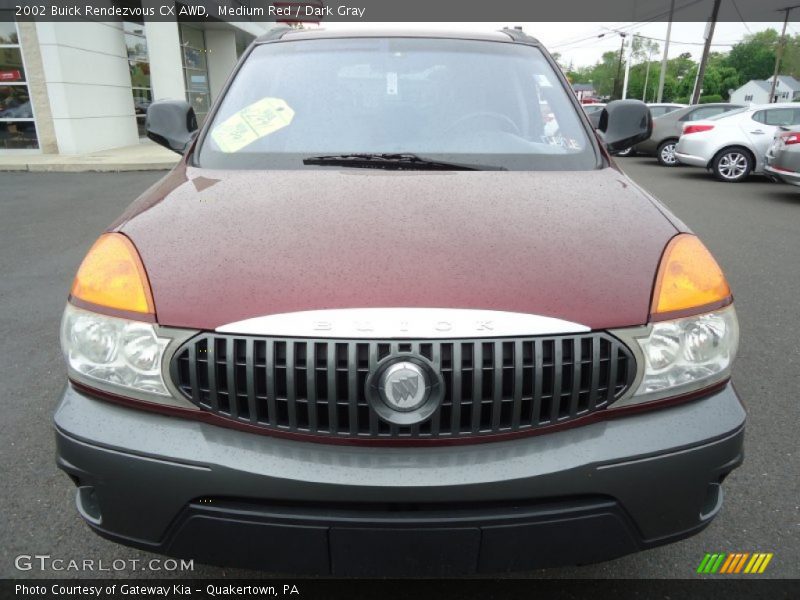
[{"x1": 1, "y1": 158, "x2": 798, "y2": 579}]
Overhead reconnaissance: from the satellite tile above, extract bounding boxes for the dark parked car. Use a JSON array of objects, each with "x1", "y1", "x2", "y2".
[
  {"x1": 635, "y1": 103, "x2": 745, "y2": 166},
  {"x1": 55, "y1": 28, "x2": 744, "y2": 576}
]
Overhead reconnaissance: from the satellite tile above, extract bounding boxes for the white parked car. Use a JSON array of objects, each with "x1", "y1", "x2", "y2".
[{"x1": 674, "y1": 103, "x2": 800, "y2": 182}]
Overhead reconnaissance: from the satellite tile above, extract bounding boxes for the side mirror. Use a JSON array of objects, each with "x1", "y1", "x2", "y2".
[
  {"x1": 145, "y1": 100, "x2": 198, "y2": 155},
  {"x1": 597, "y1": 100, "x2": 652, "y2": 153}
]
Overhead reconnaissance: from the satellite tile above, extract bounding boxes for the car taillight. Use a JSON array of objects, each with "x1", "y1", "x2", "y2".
[
  {"x1": 780, "y1": 132, "x2": 800, "y2": 145},
  {"x1": 683, "y1": 124, "x2": 714, "y2": 135}
]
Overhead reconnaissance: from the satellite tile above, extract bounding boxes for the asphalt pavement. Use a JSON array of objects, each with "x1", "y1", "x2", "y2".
[{"x1": 1, "y1": 159, "x2": 798, "y2": 580}]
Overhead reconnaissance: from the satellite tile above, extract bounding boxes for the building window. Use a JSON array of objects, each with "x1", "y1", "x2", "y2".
[
  {"x1": 180, "y1": 24, "x2": 210, "y2": 123},
  {"x1": 744, "y1": 94, "x2": 753, "y2": 102},
  {"x1": 0, "y1": 17, "x2": 38, "y2": 150},
  {"x1": 124, "y1": 20, "x2": 151, "y2": 138}
]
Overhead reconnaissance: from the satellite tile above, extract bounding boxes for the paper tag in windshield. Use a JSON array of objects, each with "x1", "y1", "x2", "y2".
[{"x1": 211, "y1": 97, "x2": 295, "y2": 153}]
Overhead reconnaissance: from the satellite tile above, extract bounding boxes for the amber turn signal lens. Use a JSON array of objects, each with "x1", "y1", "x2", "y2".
[
  {"x1": 651, "y1": 234, "x2": 731, "y2": 316},
  {"x1": 70, "y1": 233, "x2": 155, "y2": 315}
]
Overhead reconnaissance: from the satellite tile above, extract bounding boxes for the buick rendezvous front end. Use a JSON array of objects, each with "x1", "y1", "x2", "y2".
[{"x1": 54, "y1": 28, "x2": 744, "y2": 575}]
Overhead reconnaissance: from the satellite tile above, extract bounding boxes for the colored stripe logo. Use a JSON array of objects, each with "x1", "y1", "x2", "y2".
[{"x1": 697, "y1": 552, "x2": 773, "y2": 574}]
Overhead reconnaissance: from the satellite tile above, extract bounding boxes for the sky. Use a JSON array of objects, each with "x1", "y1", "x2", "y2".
[{"x1": 320, "y1": 21, "x2": 795, "y2": 69}]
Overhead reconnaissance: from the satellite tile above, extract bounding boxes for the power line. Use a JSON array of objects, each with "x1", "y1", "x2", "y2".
[
  {"x1": 730, "y1": 0, "x2": 753, "y2": 34},
  {"x1": 550, "y1": 0, "x2": 706, "y2": 49}
]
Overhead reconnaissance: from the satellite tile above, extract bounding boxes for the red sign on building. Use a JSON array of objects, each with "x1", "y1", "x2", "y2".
[{"x1": 0, "y1": 70, "x2": 22, "y2": 82}]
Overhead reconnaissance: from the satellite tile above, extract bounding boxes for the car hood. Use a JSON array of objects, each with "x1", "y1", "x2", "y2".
[{"x1": 116, "y1": 165, "x2": 679, "y2": 331}]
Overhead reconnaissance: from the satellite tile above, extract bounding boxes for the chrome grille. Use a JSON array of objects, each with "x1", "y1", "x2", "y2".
[{"x1": 170, "y1": 334, "x2": 635, "y2": 440}]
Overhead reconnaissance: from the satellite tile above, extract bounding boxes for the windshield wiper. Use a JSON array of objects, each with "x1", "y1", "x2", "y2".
[{"x1": 302, "y1": 153, "x2": 506, "y2": 171}]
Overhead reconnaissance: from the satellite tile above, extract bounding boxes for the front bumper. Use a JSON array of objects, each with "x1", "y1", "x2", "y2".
[{"x1": 55, "y1": 382, "x2": 745, "y2": 575}]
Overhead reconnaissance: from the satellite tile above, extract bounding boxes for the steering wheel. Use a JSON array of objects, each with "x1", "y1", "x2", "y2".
[{"x1": 441, "y1": 111, "x2": 522, "y2": 136}]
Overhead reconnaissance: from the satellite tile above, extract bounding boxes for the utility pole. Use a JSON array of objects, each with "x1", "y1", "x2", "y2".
[
  {"x1": 691, "y1": 0, "x2": 721, "y2": 105},
  {"x1": 657, "y1": 0, "x2": 675, "y2": 102},
  {"x1": 613, "y1": 33, "x2": 627, "y2": 99},
  {"x1": 769, "y1": 5, "x2": 799, "y2": 103}
]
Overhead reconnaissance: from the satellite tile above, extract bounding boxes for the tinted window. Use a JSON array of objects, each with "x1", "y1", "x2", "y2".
[
  {"x1": 685, "y1": 106, "x2": 727, "y2": 121},
  {"x1": 650, "y1": 106, "x2": 680, "y2": 117},
  {"x1": 708, "y1": 107, "x2": 748, "y2": 120},
  {"x1": 753, "y1": 108, "x2": 800, "y2": 126},
  {"x1": 197, "y1": 38, "x2": 596, "y2": 171}
]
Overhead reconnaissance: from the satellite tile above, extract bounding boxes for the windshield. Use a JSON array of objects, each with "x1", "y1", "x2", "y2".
[{"x1": 196, "y1": 37, "x2": 596, "y2": 171}]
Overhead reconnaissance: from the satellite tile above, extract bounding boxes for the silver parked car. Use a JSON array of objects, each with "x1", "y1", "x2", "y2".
[
  {"x1": 635, "y1": 103, "x2": 744, "y2": 166},
  {"x1": 765, "y1": 128, "x2": 800, "y2": 186}
]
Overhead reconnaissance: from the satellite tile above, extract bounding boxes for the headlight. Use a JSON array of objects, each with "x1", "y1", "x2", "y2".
[
  {"x1": 61, "y1": 304, "x2": 170, "y2": 396},
  {"x1": 613, "y1": 305, "x2": 739, "y2": 407}
]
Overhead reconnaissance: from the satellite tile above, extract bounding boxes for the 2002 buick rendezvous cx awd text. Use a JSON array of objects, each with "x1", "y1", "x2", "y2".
[{"x1": 55, "y1": 28, "x2": 745, "y2": 575}]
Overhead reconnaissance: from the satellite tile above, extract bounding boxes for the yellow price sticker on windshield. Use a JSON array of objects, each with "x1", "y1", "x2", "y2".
[{"x1": 211, "y1": 97, "x2": 295, "y2": 153}]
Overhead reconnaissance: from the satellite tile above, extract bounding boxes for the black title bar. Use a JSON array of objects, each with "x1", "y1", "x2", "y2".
[{"x1": 0, "y1": 0, "x2": 795, "y2": 23}]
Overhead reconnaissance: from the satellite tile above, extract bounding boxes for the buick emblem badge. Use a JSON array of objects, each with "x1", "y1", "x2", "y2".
[{"x1": 379, "y1": 362, "x2": 427, "y2": 412}]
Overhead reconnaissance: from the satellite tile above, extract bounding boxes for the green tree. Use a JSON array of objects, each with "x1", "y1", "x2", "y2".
[
  {"x1": 724, "y1": 29, "x2": 779, "y2": 82},
  {"x1": 780, "y1": 34, "x2": 800, "y2": 78},
  {"x1": 597, "y1": 50, "x2": 625, "y2": 98}
]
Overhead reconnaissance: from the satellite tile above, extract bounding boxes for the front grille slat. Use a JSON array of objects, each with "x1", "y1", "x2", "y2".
[
  {"x1": 347, "y1": 343, "x2": 358, "y2": 435},
  {"x1": 429, "y1": 342, "x2": 442, "y2": 437},
  {"x1": 589, "y1": 336, "x2": 601, "y2": 411},
  {"x1": 511, "y1": 340, "x2": 523, "y2": 429},
  {"x1": 172, "y1": 331, "x2": 636, "y2": 442},
  {"x1": 286, "y1": 340, "x2": 297, "y2": 430},
  {"x1": 491, "y1": 341, "x2": 503, "y2": 431},
  {"x1": 225, "y1": 337, "x2": 237, "y2": 419},
  {"x1": 326, "y1": 343, "x2": 338, "y2": 434},
  {"x1": 245, "y1": 338, "x2": 256, "y2": 424},
  {"x1": 306, "y1": 342, "x2": 317, "y2": 432},
  {"x1": 206, "y1": 336, "x2": 218, "y2": 411},
  {"x1": 532, "y1": 338, "x2": 543, "y2": 426},
  {"x1": 388, "y1": 342, "x2": 401, "y2": 437},
  {"x1": 551, "y1": 339, "x2": 563, "y2": 423},
  {"x1": 266, "y1": 341, "x2": 277, "y2": 427},
  {"x1": 569, "y1": 337, "x2": 582, "y2": 419},
  {"x1": 187, "y1": 342, "x2": 201, "y2": 406},
  {"x1": 471, "y1": 342, "x2": 483, "y2": 434},
  {"x1": 607, "y1": 340, "x2": 619, "y2": 406},
  {"x1": 367, "y1": 344, "x2": 380, "y2": 436},
  {"x1": 450, "y1": 343, "x2": 462, "y2": 435}
]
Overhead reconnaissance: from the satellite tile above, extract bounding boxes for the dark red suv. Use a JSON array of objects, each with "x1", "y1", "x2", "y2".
[{"x1": 55, "y1": 28, "x2": 744, "y2": 575}]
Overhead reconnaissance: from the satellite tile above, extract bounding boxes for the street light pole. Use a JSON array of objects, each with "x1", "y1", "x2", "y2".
[
  {"x1": 769, "y1": 5, "x2": 799, "y2": 103},
  {"x1": 613, "y1": 33, "x2": 627, "y2": 99},
  {"x1": 643, "y1": 44, "x2": 656, "y2": 102},
  {"x1": 622, "y1": 34, "x2": 635, "y2": 99}
]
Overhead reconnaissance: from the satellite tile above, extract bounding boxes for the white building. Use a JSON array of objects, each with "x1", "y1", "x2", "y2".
[
  {"x1": 729, "y1": 76, "x2": 800, "y2": 105},
  {"x1": 0, "y1": 13, "x2": 271, "y2": 155}
]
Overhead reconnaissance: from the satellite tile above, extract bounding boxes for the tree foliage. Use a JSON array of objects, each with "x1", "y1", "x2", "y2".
[{"x1": 568, "y1": 28, "x2": 800, "y2": 103}]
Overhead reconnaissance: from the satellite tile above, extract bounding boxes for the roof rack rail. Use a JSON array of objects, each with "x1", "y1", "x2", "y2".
[
  {"x1": 499, "y1": 27, "x2": 541, "y2": 45},
  {"x1": 255, "y1": 26, "x2": 295, "y2": 44}
]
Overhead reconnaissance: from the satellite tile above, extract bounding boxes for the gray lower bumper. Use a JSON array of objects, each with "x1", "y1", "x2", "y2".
[{"x1": 54, "y1": 382, "x2": 745, "y2": 574}]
